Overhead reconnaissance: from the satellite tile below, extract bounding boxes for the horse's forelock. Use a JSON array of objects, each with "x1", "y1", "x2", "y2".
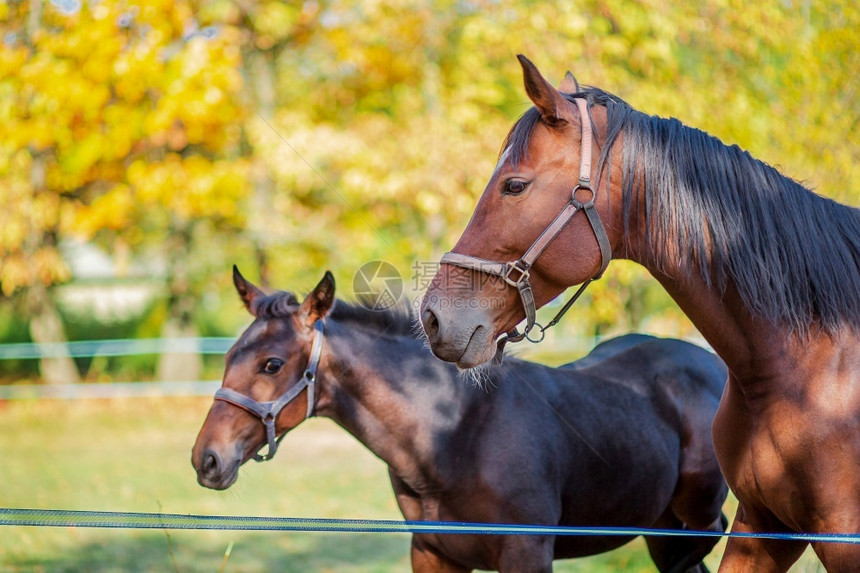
[
  {"x1": 501, "y1": 106, "x2": 541, "y2": 169},
  {"x1": 251, "y1": 291, "x2": 300, "y2": 319},
  {"x1": 502, "y1": 92, "x2": 597, "y2": 170}
]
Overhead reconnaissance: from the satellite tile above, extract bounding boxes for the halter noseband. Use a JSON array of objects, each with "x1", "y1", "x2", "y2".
[
  {"x1": 212, "y1": 319, "x2": 325, "y2": 462},
  {"x1": 441, "y1": 97, "x2": 611, "y2": 362}
]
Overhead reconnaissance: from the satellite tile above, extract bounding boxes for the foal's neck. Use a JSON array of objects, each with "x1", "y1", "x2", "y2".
[{"x1": 316, "y1": 322, "x2": 469, "y2": 486}]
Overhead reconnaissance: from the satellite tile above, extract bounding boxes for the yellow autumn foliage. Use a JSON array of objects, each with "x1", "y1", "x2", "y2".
[{"x1": 0, "y1": 0, "x2": 855, "y2": 337}]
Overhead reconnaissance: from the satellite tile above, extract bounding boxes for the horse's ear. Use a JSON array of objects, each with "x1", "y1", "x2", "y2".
[
  {"x1": 558, "y1": 71, "x2": 580, "y2": 94},
  {"x1": 517, "y1": 54, "x2": 568, "y2": 125},
  {"x1": 300, "y1": 271, "x2": 336, "y2": 325},
  {"x1": 233, "y1": 265, "x2": 265, "y2": 316}
]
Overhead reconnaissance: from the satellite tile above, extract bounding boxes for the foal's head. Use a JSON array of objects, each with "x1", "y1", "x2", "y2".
[{"x1": 192, "y1": 267, "x2": 334, "y2": 490}]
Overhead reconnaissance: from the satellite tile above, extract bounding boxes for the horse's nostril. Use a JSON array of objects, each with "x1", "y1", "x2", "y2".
[
  {"x1": 201, "y1": 449, "x2": 220, "y2": 478},
  {"x1": 422, "y1": 306, "x2": 440, "y2": 340}
]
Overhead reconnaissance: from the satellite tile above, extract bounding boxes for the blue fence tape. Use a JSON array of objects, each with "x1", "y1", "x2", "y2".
[
  {"x1": 1, "y1": 509, "x2": 857, "y2": 544},
  {"x1": 0, "y1": 338, "x2": 234, "y2": 360}
]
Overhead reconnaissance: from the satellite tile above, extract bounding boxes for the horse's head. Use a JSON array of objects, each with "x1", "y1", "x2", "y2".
[
  {"x1": 192, "y1": 267, "x2": 335, "y2": 490},
  {"x1": 420, "y1": 55, "x2": 619, "y2": 368}
]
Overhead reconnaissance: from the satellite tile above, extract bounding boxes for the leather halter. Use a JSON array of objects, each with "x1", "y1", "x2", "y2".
[
  {"x1": 441, "y1": 97, "x2": 611, "y2": 362},
  {"x1": 212, "y1": 319, "x2": 325, "y2": 462}
]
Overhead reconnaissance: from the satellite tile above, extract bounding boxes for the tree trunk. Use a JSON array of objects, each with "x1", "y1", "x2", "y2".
[
  {"x1": 25, "y1": 131, "x2": 79, "y2": 384},
  {"x1": 156, "y1": 230, "x2": 202, "y2": 382},
  {"x1": 27, "y1": 282, "x2": 81, "y2": 384},
  {"x1": 155, "y1": 298, "x2": 202, "y2": 383},
  {"x1": 248, "y1": 49, "x2": 276, "y2": 286}
]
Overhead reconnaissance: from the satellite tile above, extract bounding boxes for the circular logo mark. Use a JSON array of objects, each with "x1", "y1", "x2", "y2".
[{"x1": 353, "y1": 261, "x2": 403, "y2": 311}]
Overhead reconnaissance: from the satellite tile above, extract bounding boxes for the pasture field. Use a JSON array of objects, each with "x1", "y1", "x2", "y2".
[{"x1": 0, "y1": 396, "x2": 822, "y2": 572}]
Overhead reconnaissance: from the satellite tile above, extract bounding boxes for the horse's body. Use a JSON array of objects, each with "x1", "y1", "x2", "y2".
[
  {"x1": 419, "y1": 56, "x2": 860, "y2": 571},
  {"x1": 193, "y1": 270, "x2": 728, "y2": 572}
]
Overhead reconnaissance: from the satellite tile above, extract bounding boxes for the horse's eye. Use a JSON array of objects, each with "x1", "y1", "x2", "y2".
[
  {"x1": 262, "y1": 359, "x2": 284, "y2": 374},
  {"x1": 502, "y1": 179, "x2": 528, "y2": 196}
]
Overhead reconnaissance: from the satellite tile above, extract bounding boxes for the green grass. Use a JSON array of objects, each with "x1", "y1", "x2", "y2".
[{"x1": 0, "y1": 397, "x2": 823, "y2": 572}]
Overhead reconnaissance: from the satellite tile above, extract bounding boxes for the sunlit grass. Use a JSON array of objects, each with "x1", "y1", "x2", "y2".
[{"x1": 0, "y1": 397, "x2": 823, "y2": 571}]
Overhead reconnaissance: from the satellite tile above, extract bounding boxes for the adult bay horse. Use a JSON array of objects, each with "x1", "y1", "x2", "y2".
[
  {"x1": 419, "y1": 55, "x2": 860, "y2": 571},
  {"x1": 193, "y1": 267, "x2": 729, "y2": 572}
]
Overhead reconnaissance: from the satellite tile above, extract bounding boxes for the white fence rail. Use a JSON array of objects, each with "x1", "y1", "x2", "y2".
[
  {"x1": 0, "y1": 380, "x2": 220, "y2": 400},
  {"x1": 0, "y1": 337, "x2": 231, "y2": 400}
]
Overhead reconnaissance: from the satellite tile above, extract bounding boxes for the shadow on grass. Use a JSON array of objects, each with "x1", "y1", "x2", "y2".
[
  {"x1": 7, "y1": 530, "x2": 411, "y2": 573},
  {"x1": 5, "y1": 530, "x2": 672, "y2": 573}
]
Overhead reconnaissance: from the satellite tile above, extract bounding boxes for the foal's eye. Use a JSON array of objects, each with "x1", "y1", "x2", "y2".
[
  {"x1": 502, "y1": 179, "x2": 528, "y2": 196},
  {"x1": 262, "y1": 359, "x2": 284, "y2": 374}
]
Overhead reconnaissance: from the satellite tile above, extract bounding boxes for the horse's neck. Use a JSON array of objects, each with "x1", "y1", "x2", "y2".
[
  {"x1": 610, "y1": 175, "x2": 790, "y2": 382},
  {"x1": 318, "y1": 327, "x2": 469, "y2": 486},
  {"x1": 647, "y1": 268, "x2": 753, "y2": 364},
  {"x1": 645, "y1": 264, "x2": 810, "y2": 386}
]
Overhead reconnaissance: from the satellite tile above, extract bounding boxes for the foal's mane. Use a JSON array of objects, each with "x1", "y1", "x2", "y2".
[
  {"x1": 504, "y1": 88, "x2": 860, "y2": 334},
  {"x1": 253, "y1": 290, "x2": 418, "y2": 338},
  {"x1": 330, "y1": 298, "x2": 418, "y2": 338}
]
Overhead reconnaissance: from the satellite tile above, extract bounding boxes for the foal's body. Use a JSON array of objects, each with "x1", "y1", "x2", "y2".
[
  {"x1": 193, "y1": 273, "x2": 728, "y2": 572},
  {"x1": 349, "y1": 329, "x2": 728, "y2": 571}
]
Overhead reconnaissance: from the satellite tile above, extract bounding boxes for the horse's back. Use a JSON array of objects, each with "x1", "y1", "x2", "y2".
[
  {"x1": 565, "y1": 335, "x2": 726, "y2": 401},
  {"x1": 638, "y1": 337, "x2": 727, "y2": 401},
  {"x1": 552, "y1": 335, "x2": 727, "y2": 501},
  {"x1": 555, "y1": 336, "x2": 728, "y2": 544},
  {"x1": 525, "y1": 334, "x2": 726, "y2": 437},
  {"x1": 559, "y1": 333, "x2": 657, "y2": 371}
]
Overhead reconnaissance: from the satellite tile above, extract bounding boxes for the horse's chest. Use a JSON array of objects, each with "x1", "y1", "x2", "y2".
[
  {"x1": 414, "y1": 495, "x2": 500, "y2": 569},
  {"x1": 713, "y1": 372, "x2": 860, "y2": 530}
]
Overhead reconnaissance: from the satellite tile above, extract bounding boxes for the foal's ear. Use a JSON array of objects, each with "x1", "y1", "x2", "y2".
[
  {"x1": 233, "y1": 265, "x2": 266, "y2": 316},
  {"x1": 558, "y1": 71, "x2": 580, "y2": 94},
  {"x1": 517, "y1": 54, "x2": 570, "y2": 125},
  {"x1": 300, "y1": 271, "x2": 336, "y2": 325}
]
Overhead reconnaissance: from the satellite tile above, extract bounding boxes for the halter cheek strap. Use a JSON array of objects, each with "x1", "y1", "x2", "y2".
[
  {"x1": 212, "y1": 320, "x2": 325, "y2": 462},
  {"x1": 441, "y1": 97, "x2": 611, "y2": 361}
]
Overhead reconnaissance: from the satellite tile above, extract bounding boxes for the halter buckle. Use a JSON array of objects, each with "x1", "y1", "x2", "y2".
[
  {"x1": 571, "y1": 184, "x2": 596, "y2": 209},
  {"x1": 503, "y1": 261, "x2": 530, "y2": 287}
]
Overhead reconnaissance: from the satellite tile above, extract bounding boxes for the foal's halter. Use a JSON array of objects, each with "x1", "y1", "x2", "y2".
[
  {"x1": 212, "y1": 320, "x2": 325, "y2": 462},
  {"x1": 441, "y1": 97, "x2": 611, "y2": 358}
]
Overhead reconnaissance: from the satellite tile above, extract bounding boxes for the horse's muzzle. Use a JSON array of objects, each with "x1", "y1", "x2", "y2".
[{"x1": 193, "y1": 447, "x2": 239, "y2": 490}]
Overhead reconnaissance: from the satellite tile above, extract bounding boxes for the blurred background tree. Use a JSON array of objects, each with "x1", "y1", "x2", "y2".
[
  {"x1": 0, "y1": 0, "x2": 856, "y2": 382},
  {"x1": 1, "y1": 0, "x2": 249, "y2": 382}
]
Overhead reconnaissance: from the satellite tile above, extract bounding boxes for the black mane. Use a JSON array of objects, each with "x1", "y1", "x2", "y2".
[
  {"x1": 253, "y1": 290, "x2": 418, "y2": 338},
  {"x1": 329, "y1": 298, "x2": 419, "y2": 338},
  {"x1": 504, "y1": 88, "x2": 860, "y2": 334}
]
